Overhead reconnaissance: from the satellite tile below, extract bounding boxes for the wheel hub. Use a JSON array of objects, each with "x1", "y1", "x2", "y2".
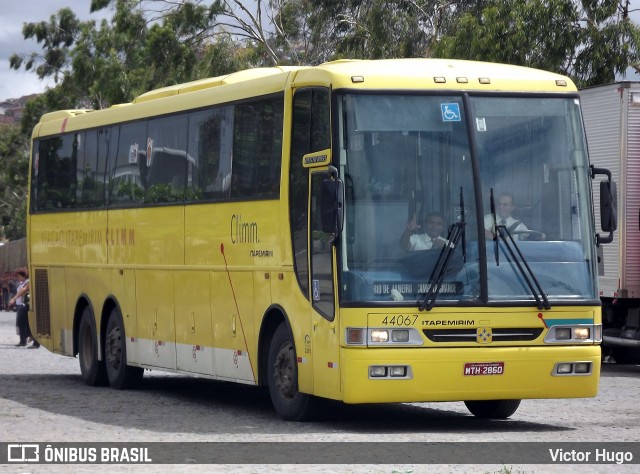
[
  {"x1": 106, "y1": 326, "x2": 122, "y2": 370},
  {"x1": 274, "y1": 343, "x2": 295, "y2": 398}
]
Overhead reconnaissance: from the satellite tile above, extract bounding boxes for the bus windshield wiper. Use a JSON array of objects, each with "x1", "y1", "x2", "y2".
[
  {"x1": 459, "y1": 186, "x2": 467, "y2": 264},
  {"x1": 489, "y1": 188, "x2": 499, "y2": 265},
  {"x1": 495, "y1": 223, "x2": 551, "y2": 311},
  {"x1": 489, "y1": 189, "x2": 549, "y2": 309},
  {"x1": 419, "y1": 221, "x2": 465, "y2": 311}
]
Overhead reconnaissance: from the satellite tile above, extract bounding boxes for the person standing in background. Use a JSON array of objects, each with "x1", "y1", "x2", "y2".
[{"x1": 8, "y1": 270, "x2": 39, "y2": 348}]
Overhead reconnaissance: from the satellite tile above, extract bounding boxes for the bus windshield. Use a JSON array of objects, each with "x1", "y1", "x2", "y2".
[{"x1": 337, "y1": 93, "x2": 597, "y2": 307}]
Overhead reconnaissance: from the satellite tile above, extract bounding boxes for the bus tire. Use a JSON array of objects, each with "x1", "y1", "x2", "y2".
[
  {"x1": 78, "y1": 307, "x2": 108, "y2": 386},
  {"x1": 267, "y1": 322, "x2": 321, "y2": 421},
  {"x1": 464, "y1": 399, "x2": 521, "y2": 419},
  {"x1": 104, "y1": 309, "x2": 143, "y2": 389}
]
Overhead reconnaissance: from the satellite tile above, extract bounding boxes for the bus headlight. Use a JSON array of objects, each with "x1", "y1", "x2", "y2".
[
  {"x1": 556, "y1": 363, "x2": 573, "y2": 374},
  {"x1": 370, "y1": 330, "x2": 389, "y2": 343},
  {"x1": 391, "y1": 329, "x2": 410, "y2": 343},
  {"x1": 574, "y1": 362, "x2": 591, "y2": 373},
  {"x1": 545, "y1": 325, "x2": 596, "y2": 343},
  {"x1": 346, "y1": 327, "x2": 423, "y2": 346},
  {"x1": 370, "y1": 366, "x2": 387, "y2": 377},
  {"x1": 389, "y1": 366, "x2": 407, "y2": 377},
  {"x1": 573, "y1": 327, "x2": 590, "y2": 340},
  {"x1": 552, "y1": 361, "x2": 592, "y2": 376},
  {"x1": 369, "y1": 365, "x2": 412, "y2": 379}
]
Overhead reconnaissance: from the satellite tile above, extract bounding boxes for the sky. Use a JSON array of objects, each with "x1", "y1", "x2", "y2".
[
  {"x1": 1, "y1": 0, "x2": 640, "y2": 103},
  {"x1": 0, "y1": 0, "x2": 112, "y2": 103}
]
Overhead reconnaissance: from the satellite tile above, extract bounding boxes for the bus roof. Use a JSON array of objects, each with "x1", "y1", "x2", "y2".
[
  {"x1": 34, "y1": 58, "x2": 576, "y2": 138},
  {"x1": 313, "y1": 58, "x2": 575, "y2": 92}
]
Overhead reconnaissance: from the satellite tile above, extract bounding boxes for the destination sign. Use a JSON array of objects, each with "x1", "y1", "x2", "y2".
[{"x1": 373, "y1": 281, "x2": 462, "y2": 296}]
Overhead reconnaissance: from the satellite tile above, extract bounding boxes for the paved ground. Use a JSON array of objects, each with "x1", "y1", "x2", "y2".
[{"x1": 1, "y1": 310, "x2": 639, "y2": 473}]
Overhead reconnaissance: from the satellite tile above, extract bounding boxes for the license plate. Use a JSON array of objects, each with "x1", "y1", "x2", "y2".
[{"x1": 463, "y1": 362, "x2": 504, "y2": 376}]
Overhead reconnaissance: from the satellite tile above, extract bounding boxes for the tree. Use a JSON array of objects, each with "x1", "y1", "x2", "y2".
[
  {"x1": 0, "y1": 125, "x2": 29, "y2": 240},
  {"x1": 575, "y1": 0, "x2": 640, "y2": 86},
  {"x1": 432, "y1": 0, "x2": 640, "y2": 87},
  {"x1": 85, "y1": 0, "x2": 437, "y2": 65},
  {"x1": 10, "y1": 0, "x2": 255, "y2": 111},
  {"x1": 263, "y1": 1, "x2": 497, "y2": 63},
  {"x1": 10, "y1": 4, "x2": 146, "y2": 109},
  {"x1": 88, "y1": 0, "x2": 285, "y2": 65}
]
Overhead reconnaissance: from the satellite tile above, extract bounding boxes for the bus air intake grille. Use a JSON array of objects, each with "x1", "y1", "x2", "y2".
[
  {"x1": 34, "y1": 268, "x2": 51, "y2": 337},
  {"x1": 423, "y1": 328, "x2": 543, "y2": 343}
]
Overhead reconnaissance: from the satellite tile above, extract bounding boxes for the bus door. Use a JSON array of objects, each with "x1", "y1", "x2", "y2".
[{"x1": 309, "y1": 170, "x2": 341, "y2": 399}]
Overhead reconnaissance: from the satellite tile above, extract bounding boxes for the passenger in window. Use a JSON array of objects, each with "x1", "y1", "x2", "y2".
[
  {"x1": 484, "y1": 192, "x2": 529, "y2": 240},
  {"x1": 401, "y1": 212, "x2": 447, "y2": 251}
]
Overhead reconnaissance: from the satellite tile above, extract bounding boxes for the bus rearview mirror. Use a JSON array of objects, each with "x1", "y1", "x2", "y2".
[
  {"x1": 320, "y1": 179, "x2": 344, "y2": 236},
  {"x1": 600, "y1": 180, "x2": 617, "y2": 233}
]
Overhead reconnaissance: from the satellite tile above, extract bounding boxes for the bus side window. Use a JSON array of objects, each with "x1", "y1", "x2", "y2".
[
  {"x1": 110, "y1": 122, "x2": 147, "y2": 206},
  {"x1": 37, "y1": 134, "x2": 77, "y2": 210},
  {"x1": 147, "y1": 115, "x2": 189, "y2": 203},
  {"x1": 231, "y1": 95, "x2": 284, "y2": 199},
  {"x1": 80, "y1": 130, "x2": 106, "y2": 208},
  {"x1": 188, "y1": 106, "x2": 232, "y2": 202}
]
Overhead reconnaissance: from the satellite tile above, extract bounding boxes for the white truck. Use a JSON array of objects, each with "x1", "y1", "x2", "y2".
[{"x1": 581, "y1": 81, "x2": 640, "y2": 363}]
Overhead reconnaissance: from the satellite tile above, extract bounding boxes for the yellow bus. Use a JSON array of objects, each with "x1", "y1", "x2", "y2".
[{"x1": 27, "y1": 58, "x2": 615, "y2": 420}]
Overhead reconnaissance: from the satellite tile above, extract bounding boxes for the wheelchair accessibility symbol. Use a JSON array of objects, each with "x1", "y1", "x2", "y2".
[
  {"x1": 441, "y1": 103, "x2": 461, "y2": 122},
  {"x1": 312, "y1": 279, "x2": 321, "y2": 302}
]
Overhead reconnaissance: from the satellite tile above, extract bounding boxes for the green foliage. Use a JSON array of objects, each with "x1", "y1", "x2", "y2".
[
  {"x1": 333, "y1": 0, "x2": 425, "y2": 59},
  {"x1": 9, "y1": 0, "x2": 254, "y2": 109},
  {"x1": 433, "y1": 0, "x2": 580, "y2": 71},
  {"x1": 574, "y1": 0, "x2": 640, "y2": 86},
  {"x1": 198, "y1": 37, "x2": 254, "y2": 77},
  {"x1": 114, "y1": 181, "x2": 145, "y2": 203},
  {"x1": 0, "y1": 125, "x2": 29, "y2": 240},
  {"x1": 90, "y1": 0, "x2": 112, "y2": 12},
  {"x1": 143, "y1": 183, "x2": 182, "y2": 204},
  {"x1": 432, "y1": 0, "x2": 640, "y2": 87},
  {"x1": 113, "y1": 181, "x2": 198, "y2": 204},
  {"x1": 9, "y1": 0, "x2": 640, "y2": 105},
  {"x1": 9, "y1": 8, "x2": 80, "y2": 81}
]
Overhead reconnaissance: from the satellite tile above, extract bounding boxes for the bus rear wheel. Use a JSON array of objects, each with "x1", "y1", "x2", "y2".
[
  {"x1": 267, "y1": 322, "x2": 321, "y2": 421},
  {"x1": 78, "y1": 307, "x2": 108, "y2": 386},
  {"x1": 104, "y1": 309, "x2": 143, "y2": 389},
  {"x1": 464, "y1": 399, "x2": 521, "y2": 419}
]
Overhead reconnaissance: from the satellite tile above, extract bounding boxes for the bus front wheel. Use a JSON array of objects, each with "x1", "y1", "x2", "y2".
[
  {"x1": 267, "y1": 322, "x2": 321, "y2": 421},
  {"x1": 104, "y1": 309, "x2": 143, "y2": 389},
  {"x1": 464, "y1": 399, "x2": 521, "y2": 419},
  {"x1": 78, "y1": 307, "x2": 108, "y2": 386}
]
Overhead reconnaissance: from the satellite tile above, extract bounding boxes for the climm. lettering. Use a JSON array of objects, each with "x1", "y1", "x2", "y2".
[
  {"x1": 106, "y1": 228, "x2": 135, "y2": 246},
  {"x1": 231, "y1": 214, "x2": 259, "y2": 244}
]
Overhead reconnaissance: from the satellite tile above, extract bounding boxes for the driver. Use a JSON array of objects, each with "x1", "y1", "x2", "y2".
[
  {"x1": 484, "y1": 192, "x2": 529, "y2": 240},
  {"x1": 401, "y1": 212, "x2": 447, "y2": 251}
]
